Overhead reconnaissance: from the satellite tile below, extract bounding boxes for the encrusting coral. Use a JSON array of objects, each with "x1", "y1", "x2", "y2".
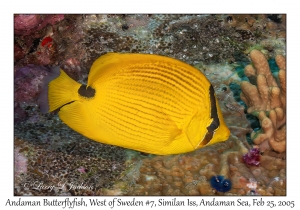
[
  {"x1": 119, "y1": 135, "x2": 286, "y2": 196},
  {"x1": 240, "y1": 50, "x2": 286, "y2": 153}
]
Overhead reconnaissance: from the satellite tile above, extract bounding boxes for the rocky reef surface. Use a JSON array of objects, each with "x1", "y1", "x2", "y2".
[{"x1": 14, "y1": 14, "x2": 286, "y2": 195}]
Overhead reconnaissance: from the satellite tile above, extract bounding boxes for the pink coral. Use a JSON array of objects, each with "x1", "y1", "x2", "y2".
[
  {"x1": 14, "y1": 14, "x2": 64, "y2": 35},
  {"x1": 14, "y1": 147, "x2": 28, "y2": 176},
  {"x1": 77, "y1": 166, "x2": 87, "y2": 174}
]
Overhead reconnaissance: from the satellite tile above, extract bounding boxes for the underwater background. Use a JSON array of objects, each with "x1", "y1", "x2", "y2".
[{"x1": 14, "y1": 14, "x2": 286, "y2": 196}]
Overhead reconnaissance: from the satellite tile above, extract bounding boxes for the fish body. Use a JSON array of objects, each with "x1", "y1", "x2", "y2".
[{"x1": 40, "y1": 53, "x2": 230, "y2": 155}]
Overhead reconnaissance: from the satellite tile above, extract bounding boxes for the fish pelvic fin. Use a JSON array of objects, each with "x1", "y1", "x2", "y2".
[{"x1": 39, "y1": 67, "x2": 82, "y2": 113}]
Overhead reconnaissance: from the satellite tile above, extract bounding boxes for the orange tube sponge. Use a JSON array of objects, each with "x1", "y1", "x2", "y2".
[{"x1": 240, "y1": 50, "x2": 286, "y2": 153}]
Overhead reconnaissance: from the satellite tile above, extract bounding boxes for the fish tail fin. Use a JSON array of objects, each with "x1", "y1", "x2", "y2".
[{"x1": 38, "y1": 67, "x2": 81, "y2": 113}]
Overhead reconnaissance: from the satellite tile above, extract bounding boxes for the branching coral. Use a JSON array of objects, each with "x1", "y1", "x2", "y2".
[{"x1": 240, "y1": 50, "x2": 286, "y2": 153}]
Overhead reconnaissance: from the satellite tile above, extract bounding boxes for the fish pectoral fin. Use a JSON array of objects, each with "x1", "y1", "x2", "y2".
[
  {"x1": 58, "y1": 101, "x2": 93, "y2": 138},
  {"x1": 152, "y1": 110, "x2": 182, "y2": 145},
  {"x1": 161, "y1": 121, "x2": 182, "y2": 143}
]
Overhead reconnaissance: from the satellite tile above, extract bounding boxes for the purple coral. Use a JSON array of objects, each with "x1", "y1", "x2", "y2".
[
  {"x1": 14, "y1": 65, "x2": 49, "y2": 103},
  {"x1": 242, "y1": 148, "x2": 260, "y2": 166},
  {"x1": 14, "y1": 65, "x2": 50, "y2": 122}
]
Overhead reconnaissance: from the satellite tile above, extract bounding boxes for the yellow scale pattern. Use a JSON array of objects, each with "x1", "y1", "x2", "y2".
[
  {"x1": 91, "y1": 59, "x2": 210, "y2": 154},
  {"x1": 47, "y1": 53, "x2": 230, "y2": 155}
]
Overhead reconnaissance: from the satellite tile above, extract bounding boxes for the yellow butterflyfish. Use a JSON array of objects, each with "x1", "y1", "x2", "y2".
[{"x1": 39, "y1": 53, "x2": 230, "y2": 155}]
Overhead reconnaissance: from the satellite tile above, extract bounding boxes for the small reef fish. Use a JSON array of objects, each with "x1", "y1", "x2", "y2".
[{"x1": 39, "y1": 53, "x2": 230, "y2": 155}]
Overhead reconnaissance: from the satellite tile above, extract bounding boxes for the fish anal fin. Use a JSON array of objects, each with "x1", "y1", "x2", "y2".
[{"x1": 58, "y1": 101, "x2": 95, "y2": 139}]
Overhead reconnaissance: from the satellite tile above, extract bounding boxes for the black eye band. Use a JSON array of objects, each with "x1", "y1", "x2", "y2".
[
  {"x1": 208, "y1": 85, "x2": 220, "y2": 130},
  {"x1": 200, "y1": 85, "x2": 220, "y2": 146}
]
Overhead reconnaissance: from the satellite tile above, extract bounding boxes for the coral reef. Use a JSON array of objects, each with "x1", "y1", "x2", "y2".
[
  {"x1": 14, "y1": 14, "x2": 286, "y2": 69},
  {"x1": 14, "y1": 14, "x2": 286, "y2": 196},
  {"x1": 240, "y1": 50, "x2": 286, "y2": 153},
  {"x1": 14, "y1": 65, "x2": 48, "y2": 104},
  {"x1": 121, "y1": 136, "x2": 285, "y2": 196},
  {"x1": 223, "y1": 14, "x2": 286, "y2": 38},
  {"x1": 14, "y1": 121, "x2": 126, "y2": 195},
  {"x1": 14, "y1": 14, "x2": 64, "y2": 36},
  {"x1": 14, "y1": 65, "x2": 50, "y2": 123},
  {"x1": 222, "y1": 14, "x2": 286, "y2": 57}
]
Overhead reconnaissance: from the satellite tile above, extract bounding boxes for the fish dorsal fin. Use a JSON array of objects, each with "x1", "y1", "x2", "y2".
[
  {"x1": 87, "y1": 53, "x2": 122, "y2": 86},
  {"x1": 87, "y1": 52, "x2": 199, "y2": 87}
]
